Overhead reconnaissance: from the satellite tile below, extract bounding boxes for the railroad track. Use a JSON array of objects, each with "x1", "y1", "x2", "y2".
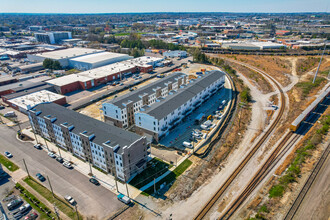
[
  {"x1": 220, "y1": 92, "x2": 330, "y2": 219},
  {"x1": 284, "y1": 144, "x2": 330, "y2": 220},
  {"x1": 194, "y1": 71, "x2": 237, "y2": 158},
  {"x1": 194, "y1": 60, "x2": 286, "y2": 220}
]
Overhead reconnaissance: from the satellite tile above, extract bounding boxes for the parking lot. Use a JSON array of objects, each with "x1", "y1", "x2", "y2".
[{"x1": 159, "y1": 81, "x2": 231, "y2": 150}]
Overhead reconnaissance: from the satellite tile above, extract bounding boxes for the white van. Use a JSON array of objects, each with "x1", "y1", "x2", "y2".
[{"x1": 183, "y1": 141, "x2": 193, "y2": 148}]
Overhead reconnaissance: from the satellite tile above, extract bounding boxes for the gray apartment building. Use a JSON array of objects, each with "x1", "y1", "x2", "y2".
[
  {"x1": 102, "y1": 72, "x2": 188, "y2": 128},
  {"x1": 28, "y1": 103, "x2": 150, "y2": 182},
  {"x1": 34, "y1": 32, "x2": 72, "y2": 44}
]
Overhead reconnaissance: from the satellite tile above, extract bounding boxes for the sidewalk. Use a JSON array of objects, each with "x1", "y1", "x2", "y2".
[
  {"x1": 3, "y1": 164, "x2": 70, "y2": 220},
  {"x1": 22, "y1": 128, "x2": 142, "y2": 199}
]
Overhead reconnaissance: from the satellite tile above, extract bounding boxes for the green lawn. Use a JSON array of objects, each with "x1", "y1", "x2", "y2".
[
  {"x1": 0, "y1": 154, "x2": 19, "y2": 172},
  {"x1": 143, "y1": 159, "x2": 192, "y2": 196},
  {"x1": 129, "y1": 158, "x2": 171, "y2": 189},
  {"x1": 24, "y1": 177, "x2": 83, "y2": 219},
  {"x1": 16, "y1": 183, "x2": 55, "y2": 219}
]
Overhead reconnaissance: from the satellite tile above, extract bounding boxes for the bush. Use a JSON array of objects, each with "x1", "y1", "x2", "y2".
[{"x1": 269, "y1": 185, "x2": 285, "y2": 198}]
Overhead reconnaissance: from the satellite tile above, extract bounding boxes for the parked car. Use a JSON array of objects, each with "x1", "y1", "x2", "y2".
[
  {"x1": 24, "y1": 212, "x2": 38, "y2": 220},
  {"x1": 56, "y1": 157, "x2": 64, "y2": 163},
  {"x1": 36, "y1": 173, "x2": 46, "y2": 182},
  {"x1": 7, "y1": 198, "x2": 23, "y2": 210},
  {"x1": 19, "y1": 203, "x2": 31, "y2": 213},
  {"x1": 89, "y1": 178, "x2": 100, "y2": 185},
  {"x1": 0, "y1": 105, "x2": 5, "y2": 110},
  {"x1": 4, "y1": 151, "x2": 12, "y2": 158},
  {"x1": 63, "y1": 162, "x2": 73, "y2": 169},
  {"x1": 119, "y1": 83, "x2": 124, "y2": 86},
  {"x1": 48, "y1": 152, "x2": 56, "y2": 158},
  {"x1": 182, "y1": 141, "x2": 193, "y2": 149},
  {"x1": 117, "y1": 193, "x2": 131, "y2": 204},
  {"x1": 64, "y1": 195, "x2": 76, "y2": 205},
  {"x1": 33, "y1": 144, "x2": 42, "y2": 150},
  {"x1": 4, "y1": 111, "x2": 16, "y2": 117}
]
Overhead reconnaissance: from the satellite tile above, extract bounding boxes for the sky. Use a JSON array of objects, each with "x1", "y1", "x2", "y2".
[{"x1": 0, "y1": 0, "x2": 329, "y2": 13}]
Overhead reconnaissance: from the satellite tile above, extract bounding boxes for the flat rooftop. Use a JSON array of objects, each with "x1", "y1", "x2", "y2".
[
  {"x1": 0, "y1": 76, "x2": 51, "y2": 93},
  {"x1": 46, "y1": 74, "x2": 92, "y2": 86},
  {"x1": 8, "y1": 90, "x2": 65, "y2": 110},
  {"x1": 70, "y1": 52, "x2": 131, "y2": 64},
  {"x1": 108, "y1": 72, "x2": 186, "y2": 109},
  {"x1": 141, "y1": 70, "x2": 225, "y2": 120},
  {"x1": 33, "y1": 48, "x2": 103, "y2": 60}
]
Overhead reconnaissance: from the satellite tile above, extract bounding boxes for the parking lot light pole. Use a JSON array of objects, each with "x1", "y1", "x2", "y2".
[
  {"x1": 23, "y1": 159, "x2": 30, "y2": 178},
  {"x1": 75, "y1": 205, "x2": 79, "y2": 220},
  {"x1": 47, "y1": 176, "x2": 55, "y2": 198}
]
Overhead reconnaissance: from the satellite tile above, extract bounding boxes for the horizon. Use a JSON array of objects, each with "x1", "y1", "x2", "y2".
[{"x1": 1, "y1": 0, "x2": 329, "y2": 14}]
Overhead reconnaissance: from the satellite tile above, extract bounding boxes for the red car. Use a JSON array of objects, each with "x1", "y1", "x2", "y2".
[{"x1": 24, "y1": 212, "x2": 38, "y2": 220}]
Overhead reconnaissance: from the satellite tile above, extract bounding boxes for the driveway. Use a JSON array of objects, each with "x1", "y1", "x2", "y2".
[{"x1": 0, "y1": 125, "x2": 123, "y2": 219}]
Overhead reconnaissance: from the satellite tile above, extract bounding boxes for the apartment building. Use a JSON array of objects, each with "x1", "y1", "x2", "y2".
[
  {"x1": 28, "y1": 103, "x2": 150, "y2": 182},
  {"x1": 102, "y1": 72, "x2": 187, "y2": 128},
  {"x1": 134, "y1": 70, "x2": 225, "y2": 142}
]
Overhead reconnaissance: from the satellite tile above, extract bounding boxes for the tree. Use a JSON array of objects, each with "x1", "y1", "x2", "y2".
[{"x1": 43, "y1": 58, "x2": 62, "y2": 70}]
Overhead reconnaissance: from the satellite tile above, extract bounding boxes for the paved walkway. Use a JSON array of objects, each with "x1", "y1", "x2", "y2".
[{"x1": 22, "y1": 128, "x2": 142, "y2": 199}]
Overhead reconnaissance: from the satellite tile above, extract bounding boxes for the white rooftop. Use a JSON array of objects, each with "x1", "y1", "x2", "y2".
[
  {"x1": 8, "y1": 90, "x2": 65, "y2": 110},
  {"x1": 46, "y1": 74, "x2": 92, "y2": 86},
  {"x1": 70, "y1": 52, "x2": 131, "y2": 64},
  {"x1": 33, "y1": 48, "x2": 103, "y2": 60}
]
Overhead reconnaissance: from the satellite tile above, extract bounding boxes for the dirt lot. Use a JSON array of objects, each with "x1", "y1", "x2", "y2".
[{"x1": 209, "y1": 54, "x2": 293, "y2": 86}]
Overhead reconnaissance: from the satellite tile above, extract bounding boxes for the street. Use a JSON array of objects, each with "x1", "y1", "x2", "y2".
[{"x1": 0, "y1": 125, "x2": 123, "y2": 219}]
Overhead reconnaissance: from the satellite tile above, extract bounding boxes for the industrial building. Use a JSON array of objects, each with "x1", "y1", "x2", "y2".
[
  {"x1": 27, "y1": 48, "x2": 133, "y2": 70},
  {"x1": 27, "y1": 48, "x2": 104, "y2": 68},
  {"x1": 6, "y1": 90, "x2": 67, "y2": 113},
  {"x1": 46, "y1": 56, "x2": 164, "y2": 94},
  {"x1": 102, "y1": 72, "x2": 187, "y2": 128},
  {"x1": 222, "y1": 41, "x2": 287, "y2": 50},
  {"x1": 0, "y1": 76, "x2": 51, "y2": 97},
  {"x1": 28, "y1": 103, "x2": 150, "y2": 182},
  {"x1": 134, "y1": 70, "x2": 225, "y2": 142},
  {"x1": 34, "y1": 32, "x2": 72, "y2": 44},
  {"x1": 68, "y1": 52, "x2": 132, "y2": 70},
  {"x1": 163, "y1": 50, "x2": 188, "y2": 58}
]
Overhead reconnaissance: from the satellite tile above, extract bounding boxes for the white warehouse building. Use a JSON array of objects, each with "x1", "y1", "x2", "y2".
[
  {"x1": 163, "y1": 50, "x2": 188, "y2": 58},
  {"x1": 68, "y1": 52, "x2": 133, "y2": 71},
  {"x1": 134, "y1": 70, "x2": 225, "y2": 142}
]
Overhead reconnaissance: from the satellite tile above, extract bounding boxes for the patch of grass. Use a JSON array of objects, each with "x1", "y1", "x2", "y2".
[
  {"x1": 0, "y1": 154, "x2": 19, "y2": 172},
  {"x1": 143, "y1": 159, "x2": 192, "y2": 195},
  {"x1": 16, "y1": 183, "x2": 55, "y2": 219},
  {"x1": 296, "y1": 77, "x2": 325, "y2": 98},
  {"x1": 269, "y1": 114, "x2": 330, "y2": 198},
  {"x1": 129, "y1": 158, "x2": 171, "y2": 189},
  {"x1": 269, "y1": 185, "x2": 285, "y2": 198},
  {"x1": 173, "y1": 159, "x2": 192, "y2": 176},
  {"x1": 259, "y1": 204, "x2": 269, "y2": 213},
  {"x1": 23, "y1": 177, "x2": 82, "y2": 219}
]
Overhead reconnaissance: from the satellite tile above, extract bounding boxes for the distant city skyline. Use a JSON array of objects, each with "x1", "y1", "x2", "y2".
[{"x1": 0, "y1": 0, "x2": 329, "y2": 13}]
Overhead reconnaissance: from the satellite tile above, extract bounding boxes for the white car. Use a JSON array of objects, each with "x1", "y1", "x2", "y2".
[
  {"x1": 48, "y1": 152, "x2": 56, "y2": 158},
  {"x1": 64, "y1": 195, "x2": 76, "y2": 205},
  {"x1": 183, "y1": 141, "x2": 193, "y2": 148},
  {"x1": 63, "y1": 162, "x2": 73, "y2": 169}
]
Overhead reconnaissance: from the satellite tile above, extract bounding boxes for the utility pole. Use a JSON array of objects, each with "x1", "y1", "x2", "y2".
[
  {"x1": 15, "y1": 117, "x2": 22, "y2": 133},
  {"x1": 313, "y1": 43, "x2": 326, "y2": 83},
  {"x1": 125, "y1": 182, "x2": 130, "y2": 198},
  {"x1": 89, "y1": 161, "x2": 93, "y2": 176},
  {"x1": 115, "y1": 177, "x2": 119, "y2": 192},
  {"x1": 75, "y1": 205, "x2": 79, "y2": 220},
  {"x1": 47, "y1": 176, "x2": 55, "y2": 198},
  {"x1": 23, "y1": 159, "x2": 30, "y2": 177},
  {"x1": 53, "y1": 203, "x2": 60, "y2": 220},
  {"x1": 44, "y1": 138, "x2": 49, "y2": 151},
  {"x1": 57, "y1": 146, "x2": 62, "y2": 158}
]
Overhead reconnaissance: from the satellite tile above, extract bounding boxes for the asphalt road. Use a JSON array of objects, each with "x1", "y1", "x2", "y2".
[{"x1": 0, "y1": 125, "x2": 123, "y2": 219}]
